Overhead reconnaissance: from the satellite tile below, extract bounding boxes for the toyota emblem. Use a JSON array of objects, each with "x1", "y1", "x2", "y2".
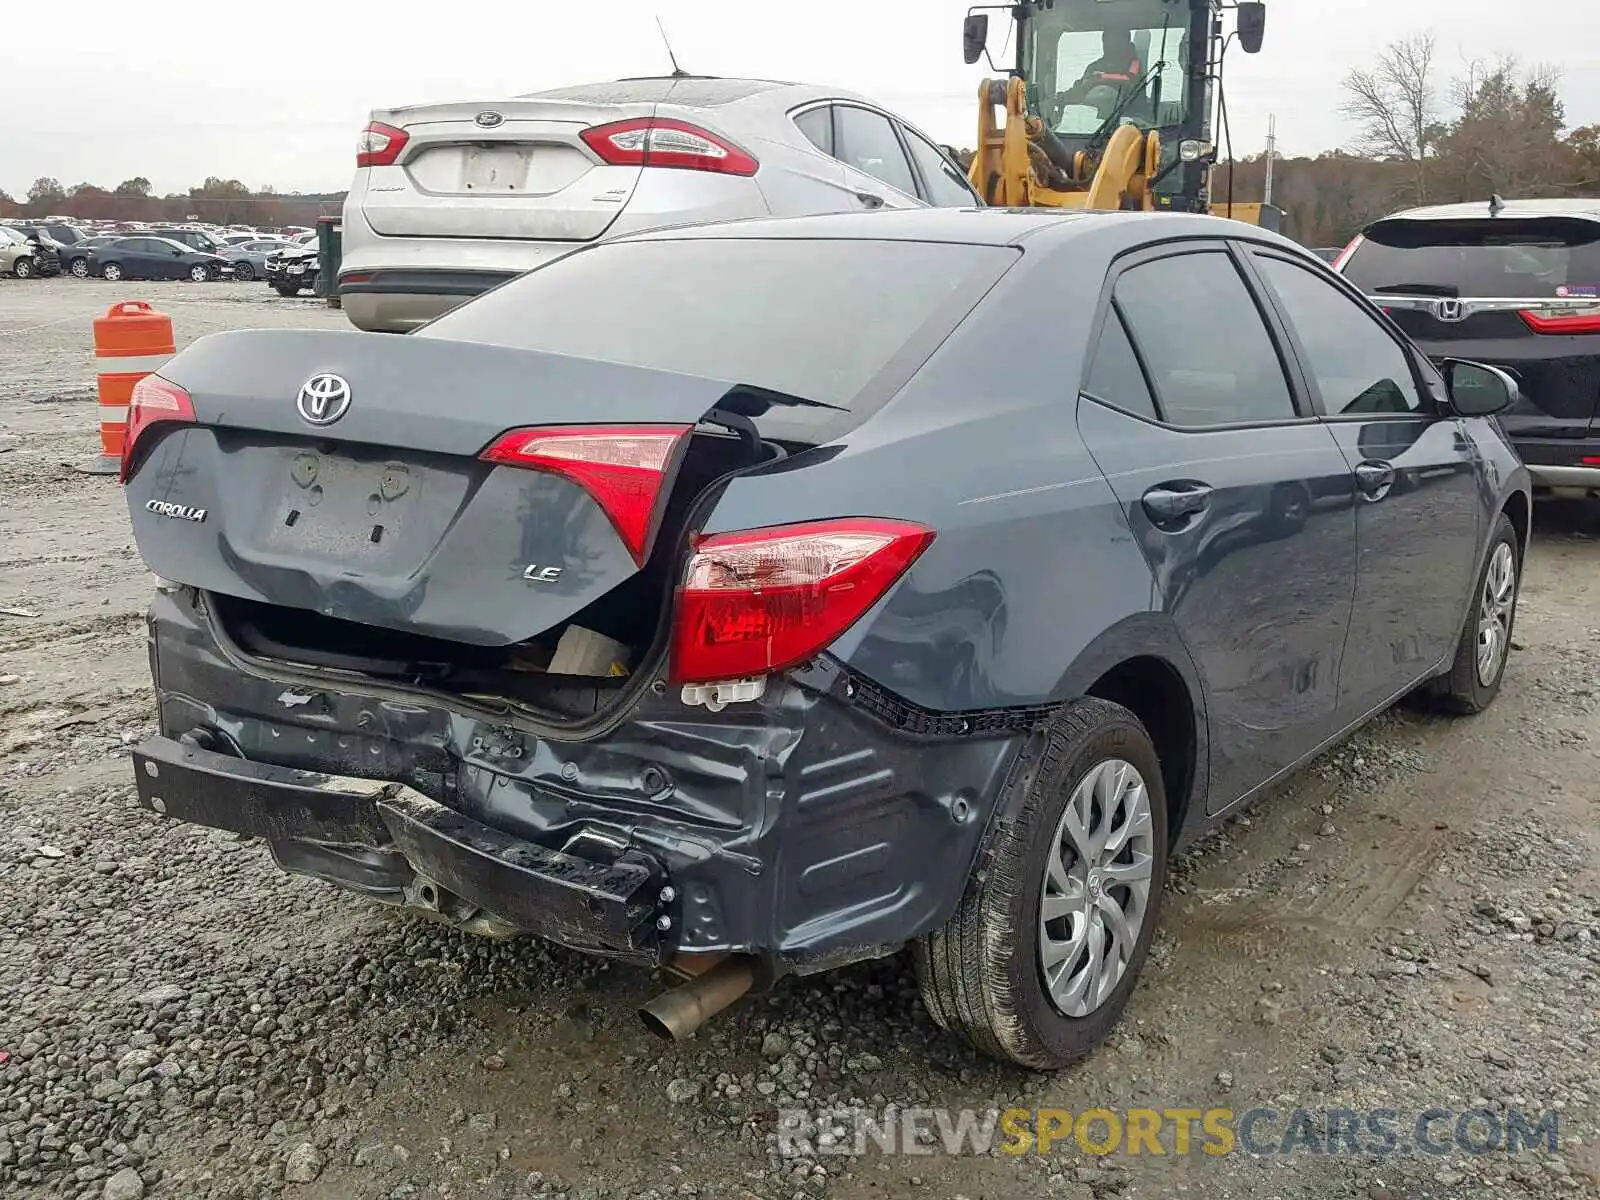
[
  {"x1": 474, "y1": 111, "x2": 505, "y2": 128},
  {"x1": 297, "y1": 373, "x2": 352, "y2": 425}
]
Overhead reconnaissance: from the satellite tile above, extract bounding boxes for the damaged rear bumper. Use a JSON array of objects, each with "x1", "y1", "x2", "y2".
[
  {"x1": 139, "y1": 587, "x2": 1024, "y2": 973},
  {"x1": 132, "y1": 736, "x2": 666, "y2": 954}
]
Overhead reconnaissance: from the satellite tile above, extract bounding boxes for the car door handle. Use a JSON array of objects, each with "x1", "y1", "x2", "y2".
[
  {"x1": 1354, "y1": 461, "x2": 1396, "y2": 499},
  {"x1": 1142, "y1": 482, "x2": 1213, "y2": 525},
  {"x1": 855, "y1": 191, "x2": 886, "y2": 209}
]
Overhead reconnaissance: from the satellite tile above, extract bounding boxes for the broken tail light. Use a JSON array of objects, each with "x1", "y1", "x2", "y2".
[
  {"x1": 121, "y1": 375, "x2": 196, "y2": 483},
  {"x1": 669, "y1": 518, "x2": 936, "y2": 685},
  {"x1": 580, "y1": 118, "x2": 759, "y2": 176},
  {"x1": 480, "y1": 425, "x2": 692, "y2": 565}
]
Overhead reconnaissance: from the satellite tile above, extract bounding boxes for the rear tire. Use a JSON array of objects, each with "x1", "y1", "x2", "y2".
[
  {"x1": 914, "y1": 698, "x2": 1169, "y2": 1069},
  {"x1": 13, "y1": 255, "x2": 34, "y2": 279},
  {"x1": 101, "y1": 262, "x2": 123, "y2": 282},
  {"x1": 1426, "y1": 512, "x2": 1520, "y2": 715}
]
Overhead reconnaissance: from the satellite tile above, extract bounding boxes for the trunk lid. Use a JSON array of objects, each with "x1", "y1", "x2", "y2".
[
  {"x1": 124, "y1": 329, "x2": 735, "y2": 646},
  {"x1": 361, "y1": 97, "x2": 654, "y2": 241},
  {"x1": 1343, "y1": 214, "x2": 1600, "y2": 439}
]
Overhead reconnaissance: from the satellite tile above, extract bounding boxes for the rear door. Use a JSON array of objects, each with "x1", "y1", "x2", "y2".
[
  {"x1": 1248, "y1": 247, "x2": 1482, "y2": 718},
  {"x1": 358, "y1": 98, "x2": 651, "y2": 241},
  {"x1": 1074, "y1": 241, "x2": 1358, "y2": 813},
  {"x1": 1340, "y1": 215, "x2": 1600, "y2": 455}
]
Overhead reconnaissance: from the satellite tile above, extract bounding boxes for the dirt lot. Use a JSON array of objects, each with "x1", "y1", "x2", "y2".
[{"x1": 2, "y1": 278, "x2": 1598, "y2": 1200}]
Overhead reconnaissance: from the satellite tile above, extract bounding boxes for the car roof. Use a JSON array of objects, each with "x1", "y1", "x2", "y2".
[
  {"x1": 521, "y1": 76, "x2": 794, "y2": 106},
  {"x1": 1376, "y1": 196, "x2": 1600, "y2": 224},
  {"x1": 622, "y1": 206, "x2": 1306, "y2": 250}
]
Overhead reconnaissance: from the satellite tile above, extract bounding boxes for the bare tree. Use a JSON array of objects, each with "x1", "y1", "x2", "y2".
[
  {"x1": 1341, "y1": 32, "x2": 1439, "y2": 202},
  {"x1": 1436, "y1": 56, "x2": 1574, "y2": 199}
]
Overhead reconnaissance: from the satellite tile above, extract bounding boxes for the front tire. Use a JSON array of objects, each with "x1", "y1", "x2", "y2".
[
  {"x1": 69, "y1": 257, "x2": 89, "y2": 278},
  {"x1": 13, "y1": 255, "x2": 34, "y2": 279},
  {"x1": 1428, "y1": 512, "x2": 1520, "y2": 714},
  {"x1": 189, "y1": 263, "x2": 211, "y2": 282},
  {"x1": 914, "y1": 698, "x2": 1169, "y2": 1069},
  {"x1": 233, "y1": 261, "x2": 255, "y2": 282},
  {"x1": 101, "y1": 262, "x2": 123, "y2": 282}
]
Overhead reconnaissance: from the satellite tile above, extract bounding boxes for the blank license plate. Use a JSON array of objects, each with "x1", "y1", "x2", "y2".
[{"x1": 461, "y1": 146, "x2": 533, "y2": 192}]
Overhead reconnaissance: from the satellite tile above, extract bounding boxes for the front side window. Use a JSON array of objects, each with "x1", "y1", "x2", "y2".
[
  {"x1": 902, "y1": 128, "x2": 978, "y2": 207},
  {"x1": 1255, "y1": 255, "x2": 1423, "y2": 416},
  {"x1": 833, "y1": 106, "x2": 918, "y2": 197},
  {"x1": 1115, "y1": 251, "x2": 1297, "y2": 427}
]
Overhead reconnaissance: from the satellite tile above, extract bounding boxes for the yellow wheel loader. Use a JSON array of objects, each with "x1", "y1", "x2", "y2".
[{"x1": 961, "y1": 0, "x2": 1281, "y2": 227}]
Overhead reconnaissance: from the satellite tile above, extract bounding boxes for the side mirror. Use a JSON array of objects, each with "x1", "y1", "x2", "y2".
[
  {"x1": 1443, "y1": 359, "x2": 1518, "y2": 417},
  {"x1": 962, "y1": 13, "x2": 989, "y2": 65},
  {"x1": 1236, "y1": 2, "x2": 1266, "y2": 54}
]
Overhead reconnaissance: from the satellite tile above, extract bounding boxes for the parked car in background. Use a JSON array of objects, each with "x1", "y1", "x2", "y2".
[
  {"x1": 217, "y1": 238, "x2": 290, "y2": 282},
  {"x1": 121, "y1": 208, "x2": 1529, "y2": 1068},
  {"x1": 88, "y1": 236, "x2": 229, "y2": 282},
  {"x1": 1336, "y1": 197, "x2": 1600, "y2": 500},
  {"x1": 339, "y1": 74, "x2": 981, "y2": 331},
  {"x1": 1, "y1": 227, "x2": 55, "y2": 278},
  {"x1": 1309, "y1": 246, "x2": 1342, "y2": 263},
  {"x1": 264, "y1": 243, "x2": 319, "y2": 295},
  {"x1": 61, "y1": 234, "x2": 126, "y2": 277},
  {"x1": 147, "y1": 227, "x2": 230, "y2": 255}
]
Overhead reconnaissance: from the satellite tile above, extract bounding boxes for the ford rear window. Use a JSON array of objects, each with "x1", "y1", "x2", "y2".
[{"x1": 1343, "y1": 216, "x2": 1600, "y2": 300}]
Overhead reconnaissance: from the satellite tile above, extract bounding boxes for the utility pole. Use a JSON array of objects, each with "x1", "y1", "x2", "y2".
[{"x1": 1263, "y1": 113, "x2": 1277, "y2": 206}]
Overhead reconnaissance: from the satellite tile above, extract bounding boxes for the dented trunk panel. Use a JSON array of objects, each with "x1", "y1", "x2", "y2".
[
  {"x1": 143, "y1": 587, "x2": 1022, "y2": 969},
  {"x1": 122, "y1": 329, "x2": 739, "y2": 645}
]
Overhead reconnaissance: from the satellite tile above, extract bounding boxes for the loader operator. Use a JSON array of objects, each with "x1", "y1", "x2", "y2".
[{"x1": 1068, "y1": 29, "x2": 1143, "y2": 95}]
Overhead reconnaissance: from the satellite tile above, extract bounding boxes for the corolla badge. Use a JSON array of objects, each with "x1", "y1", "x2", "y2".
[
  {"x1": 145, "y1": 499, "x2": 207, "y2": 523},
  {"x1": 475, "y1": 111, "x2": 505, "y2": 128},
  {"x1": 297, "y1": 373, "x2": 351, "y2": 425}
]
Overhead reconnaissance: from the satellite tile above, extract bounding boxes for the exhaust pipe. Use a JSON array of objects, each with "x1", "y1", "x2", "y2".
[{"x1": 639, "y1": 956, "x2": 756, "y2": 1041}]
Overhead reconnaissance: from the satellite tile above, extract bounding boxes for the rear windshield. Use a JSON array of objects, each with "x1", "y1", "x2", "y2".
[
  {"x1": 1344, "y1": 216, "x2": 1600, "y2": 300},
  {"x1": 419, "y1": 237, "x2": 1018, "y2": 443}
]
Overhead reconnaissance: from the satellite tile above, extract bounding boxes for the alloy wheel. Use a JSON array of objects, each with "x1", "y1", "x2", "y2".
[
  {"x1": 1476, "y1": 541, "x2": 1516, "y2": 686},
  {"x1": 1038, "y1": 758, "x2": 1156, "y2": 1018}
]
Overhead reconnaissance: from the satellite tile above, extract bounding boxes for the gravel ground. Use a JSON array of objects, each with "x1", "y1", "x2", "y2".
[{"x1": 1, "y1": 277, "x2": 1597, "y2": 1200}]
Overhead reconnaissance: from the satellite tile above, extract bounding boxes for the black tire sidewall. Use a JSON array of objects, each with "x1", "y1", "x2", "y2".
[
  {"x1": 1450, "y1": 514, "x2": 1520, "y2": 708},
  {"x1": 983, "y1": 704, "x2": 1170, "y2": 1065}
]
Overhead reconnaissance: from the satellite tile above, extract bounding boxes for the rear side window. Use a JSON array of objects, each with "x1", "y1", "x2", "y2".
[
  {"x1": 1343, "y1": 216, "x2": 1600, "y2": 300},
  {"x1": 421, "y1": 237, "x2": 1019, "y2": 443},
  {"x1": 1115, "y1": 251, "x2": 1298, "y2": 427},
  {"x1": 1083, "y1": 309, "x2": 1158, "y2": 420},
  {"x1": 793, "y1": 106, "x2": 833, "y2": 156}
]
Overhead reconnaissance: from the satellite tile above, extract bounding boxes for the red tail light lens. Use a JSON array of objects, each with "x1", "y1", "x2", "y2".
[
  {"x1": 121, "y1": 375, "x2": 196, "y2": 483},
  {"x1": 580, "y1": 118, "x2": 759, "y2": 176},
  {"x1": 356, "y1": 121, "x2": 409, "y2": 168},
  {"x1": 1518, "y1": 309, "x2": 1600, "y2": 335},
  {"x1": 669, "y1": 518, "x2": 936, "y2": 685},
  {"x1": 1331, "y1": 234, "x2": 1364, "y2": 272},
  {"x1": 481, "y1": 425, "x2": 692, "y2": 565}
]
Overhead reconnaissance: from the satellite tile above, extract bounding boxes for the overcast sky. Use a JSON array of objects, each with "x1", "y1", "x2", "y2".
[{"x1": 1, "y1": 0, "x2": 1596, "y2": 198}]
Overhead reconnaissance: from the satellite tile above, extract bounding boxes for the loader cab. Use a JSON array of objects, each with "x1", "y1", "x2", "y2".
[{"x1": 965, "y1": 0, "x2": 1265, "y2": 213}]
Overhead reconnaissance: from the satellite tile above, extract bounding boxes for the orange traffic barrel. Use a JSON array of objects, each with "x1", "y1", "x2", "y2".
[{"x1": 85, "y1": 301, "x2": 176, "y2": 477}]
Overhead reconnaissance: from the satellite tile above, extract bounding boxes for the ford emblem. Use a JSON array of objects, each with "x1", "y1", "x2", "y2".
[{"x1": 474, "y1": 111, "x2": 505, "y2": 128}]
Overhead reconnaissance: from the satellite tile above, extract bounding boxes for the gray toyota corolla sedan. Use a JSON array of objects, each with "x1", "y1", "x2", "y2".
[{"x1": 121, "y1": 208, "x2": 1530, "y2": 1069}]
